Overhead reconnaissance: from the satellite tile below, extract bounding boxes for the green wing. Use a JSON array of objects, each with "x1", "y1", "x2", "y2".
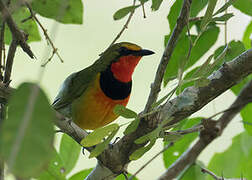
[
  {"x1": 52, "y1": 43, "x2": 121, "y2": 116},
  {"x1": 52, "y1": 66, "x2": 96, "y2": 116}
]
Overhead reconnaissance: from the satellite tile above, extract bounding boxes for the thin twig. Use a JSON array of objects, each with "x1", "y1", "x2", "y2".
[
  {"x1": 141, "y1": 3, "x2": 146, "y2": 18},
  {"x1": 144, "y1": 0, "x2": 192, "y2": 113},
  {"x1": 0, "y1": 21, "x2": 5, "y2": 81},
  {"x1": 109, "y1": 0, "x2": 136, "y2": 47},
  {"x1": 163, "y1": 125, "x2": 204, "y2": 136},
  {"x1": 0, "y1": 0, "x2": 34, "y2": 58},
  {"x1": 24, "y1": 1, "x2": 64, "y2": 65},
  {"x1": 129, "y1": 142, "x2": 174, "y2": 180},
  {"x1": 3, "y1": 38, "x2": 17, "y2": 84},
  {"x1": 201, "y1": 167, "x2": 222, "y2": 180}
]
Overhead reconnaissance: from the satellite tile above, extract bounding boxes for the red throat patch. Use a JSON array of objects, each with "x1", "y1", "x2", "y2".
[{"x1": 111, "y1": 55, "x2": 142, "y2": 83}]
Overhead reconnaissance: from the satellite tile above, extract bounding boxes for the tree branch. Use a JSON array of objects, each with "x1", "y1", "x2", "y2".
[
  {"x1": 0, "y1": 0, "x2": 34, "y2": 59},
  {"x1": 158, "y1": 78, "x2": 252, "y2": 179},
  {"x1": 3, "y1": 38, "x2": 17, "y2": 84},
  {"x1": 144, "y1": 0, "x2": 192, "y2": 113}
]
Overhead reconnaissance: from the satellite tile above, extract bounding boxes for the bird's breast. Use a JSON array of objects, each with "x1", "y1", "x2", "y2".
[{"x1": 72, "y1": 72, "x2": 131, "y2": 130}]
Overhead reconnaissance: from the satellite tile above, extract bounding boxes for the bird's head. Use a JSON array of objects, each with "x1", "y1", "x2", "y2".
[{"x1": 102, "y1": 42, "x2": 154, "y2": 83}]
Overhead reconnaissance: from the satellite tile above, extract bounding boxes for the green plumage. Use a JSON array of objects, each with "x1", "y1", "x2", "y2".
[{"x1": 52, "y1": 42, "x2": 133, "y2": 117}]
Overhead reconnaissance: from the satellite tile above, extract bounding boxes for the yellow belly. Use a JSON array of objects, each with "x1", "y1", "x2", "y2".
[{"x1": 72, "y1": 73, "x2": 130, "y2": 130}]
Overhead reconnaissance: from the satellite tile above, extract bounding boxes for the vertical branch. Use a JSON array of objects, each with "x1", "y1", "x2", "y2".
[
  {"x1": 3, "y1": 38, "x2": 17, "y2": 84},
  {"x1": 144, "y1": 0, "x2": 192, "y2": 113},
  {"x1": 0, "y1": 22, "x2": 5, "y2": 81}
]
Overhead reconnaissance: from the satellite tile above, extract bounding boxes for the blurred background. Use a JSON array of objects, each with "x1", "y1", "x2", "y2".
[{"x1": 8, "y1": 0, "x2": 251, "y2": 179}]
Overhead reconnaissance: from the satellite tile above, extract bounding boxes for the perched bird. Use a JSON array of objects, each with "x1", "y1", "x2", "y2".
[{"x1": 52, "y1": 42, "x2": 154, "y2": 130}]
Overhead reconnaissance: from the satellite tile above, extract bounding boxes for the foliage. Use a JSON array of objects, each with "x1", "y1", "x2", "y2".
[
  {"x1": 0, "y1": 83, "x2": 55, "y2": 178},
  {"x1": 0, "y1": 0, "x2": 252, "y2": 179},
  {"x1": 207, "y1": 132, "x2": 252, "y2": 179}
]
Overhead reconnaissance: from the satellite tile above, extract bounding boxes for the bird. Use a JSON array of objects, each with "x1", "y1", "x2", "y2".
[{"x1": 52, "y1": 42, "x2": 154, "y2": 130}]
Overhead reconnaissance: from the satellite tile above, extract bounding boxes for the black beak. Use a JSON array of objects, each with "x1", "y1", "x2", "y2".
[{"x1": 134, "y1": 49, "x2": 155, "y2": 56}]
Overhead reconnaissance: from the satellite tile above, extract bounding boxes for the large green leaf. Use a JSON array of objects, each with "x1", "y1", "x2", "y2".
[
  {"x1": 241, "y1": 104, "x2": 252, "y2": 135},
  {"x1": 164, "y1": 25, "x2": 219, "y2": 85},
  {"x1": 0, "y1": 83, "x2": 55, "y2": 178},
  {"x1": 38, "y1": 148, "x2": 66, "y2": 180},
  {"x1": 31, "y1": 0, "x2": 83, "y2": 24},
  {"x1": 168, "y1": 0, "x2": 208, "y2": 31},
  {"x1": 1, "y1": 5, "x2": 41, "y2": 44},
  {"x1": 207, "y1": 132, "x2": 252, "y2": 180},
  {"x1": 243, "y1": 21, "x2": 252, "y2": 49},
  {"x1": 59, "y1": 134, "x2": 81, "y2": 174},
  {"x1": 233, "y1": 0, "x2": 252, "y2": 16},
  {"x1": 163, "y1": 118, "x2": 201, "y2": 168}
]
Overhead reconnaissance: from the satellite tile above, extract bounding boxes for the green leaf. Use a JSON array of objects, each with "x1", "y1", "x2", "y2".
[
  {"x1": 69, "y1": 168, "x2": 138, "y2": 180},
  {"x1": 38, "y1": 148, "x2": 66, "y2": 180},
  {"x1": 2, "y1": 5, "x2": 41, "y2": 44},
  {"x1": 195, "y1": 78, "x2": 210, "y2": 87},
  {"x1": 233, "y1": 0, "x2": 252, "y2": 16},
  {"x1": 164, "y1": 25, "x2": 219, "y2": 85},
  {"x1": 81, "y1": 123, "x2": 119, "y2": 147},
  {"x1": 243, "y1": 21, "x2": 252, "y2": 49},
  {"x1": 167, "y1": 0, "x2": 183, "y2": 31},
  {"x1": 214, "y1": 40, "x2": 246, "y2": 69},
  {"x1": 31, "y1": 0, "x2": 83, "y2": 24},
  {"x1": 163, "y1": 117, "x2": 201, "y2": 168},
  {"x1": 134, "y1": 126, "x2": 161, "y2": 144},
  {"x1": 231, "y1": 74, "x2": 252, "y2": 96},
  {"x1": 212, "y1": 13, "x2": 234, "y2": 22},
  {"x1": 241, "y1": 104, "x2": 252, "y2": 135},
  {"x1": 113, "y1": 5, "x2": 141, "y2": 20},
  {"x1": 59, "y1": 134, "x2": 81, "y2": 174},
  {"x1": 162, "y1": 134, "x2": 182, "y2": 142},
  {"x1": 0, "y1": 83, "x2": 55, "y2": 178},
  {"x1": 117, "y1": 173, "x2": 138, "y2": 180},
  {"x1": 176, "y1": 67, "x2": 199, "y2": 94},
  {"x1": 151, "y1": 0, "x2": 163, "y2": 11},
  {"x1": 207, "y1": 132, "x2": 252, "y2": 180},
  {"x1": 192, "y1": 54, "x2": 214, "y2": 78},
  {"x1": 179, "y1": 162, "x2": 206, "y2": 180},
  {"x1": 129, "y1": 139, "x2": 156, "y2": 160},
  {"x1": 89, "y1": 127, "x2": 119, "y2": 158},
  {"x1": 69, "y1": 168, "x2": 93, "y2": 180},
  {"x1": 200, "y1": 0, "x2": 217, "y2": 30},
  {"x1": 168, "y1": 0, "x2": 208, "y2": 32},
  {"x1": 213, "y1": 0, "x2": 236, "y2": 15},
  {"x1": 190, "y1": 0, "x2": 208, "y2": 18},
  {"x1": 113, "y1": 105, "x2": 137, "y2": 119},
  {"x1": 124, "y1": 117, "x2": 140, "y2": 135}
]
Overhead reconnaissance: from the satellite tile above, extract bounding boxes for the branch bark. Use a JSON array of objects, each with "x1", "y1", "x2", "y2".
[
  {"x1": 144, "y1": 0, "x2": 192, "y2": 113},
  {"x1": 158, "y1": 78, "x2": 252, "y2": 180},
  {"x1": 0, "y1": 0, "x2": 34, "y2": 59}
]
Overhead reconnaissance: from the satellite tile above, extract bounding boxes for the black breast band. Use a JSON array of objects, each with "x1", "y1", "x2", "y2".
[{"x1": 99, "y1": 66, "x2": 132, "y2": 100}]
